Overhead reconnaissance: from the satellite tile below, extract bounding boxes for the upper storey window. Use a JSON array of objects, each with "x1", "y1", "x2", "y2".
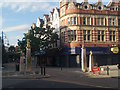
[
  {"x1": 109, "y1": 31, "x2": 116, "y2": 42},
  {"x1": 71, "y1": 17, "x2": 73, "y2": 25},
  {"x1": 68, "y1": 17, "x2": 77, "y2": 25},
  {"x1": 98, "y1": 6, "x2": 102, "y2": 10},
  {"x1": 119, "y1": 31, "x2": 120, "y2": 42},
  {"x1": 110, "y1": 7, "x2": 118, "y2": 11},
  {"x1": 118, "y1": 19, "x2": 120, "y2": 25},
  {"x1": 74, "y1": 17, "x2": 77, "y2": 25},
  {"x1": 83, "y1": 30, "x2": 91, "y2": 42},
  {"x1": 109, "y1": 18, "x2": 116, "y2": 26},
  {"x1": 84, "y1": 5, "x2": 88, "y2": 9},
  {"x1": 97, "y1": 18, "x2": 101, "y2": 25},
  {"x1": 87, "y1": 17, "x2": 90, "y2": 25},
  {"x1": 83, "y1": 17, "x2": 86, "y2": 25}
]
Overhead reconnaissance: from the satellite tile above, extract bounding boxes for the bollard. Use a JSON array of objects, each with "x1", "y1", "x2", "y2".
[
  {"x1": 41, "y1": 66, "x2": 43, "y2": 75},
  {"x1": 107, "y1": 66, "x2": 109, "y2": 75}
]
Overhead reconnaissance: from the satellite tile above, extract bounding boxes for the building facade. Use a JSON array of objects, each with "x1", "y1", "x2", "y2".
[
  {"x1": 60, "y1": 0, "x2": 120, "y2": 67},
  {"x1": 43, "y1": 7, "x2": 60, "y2": 48}
]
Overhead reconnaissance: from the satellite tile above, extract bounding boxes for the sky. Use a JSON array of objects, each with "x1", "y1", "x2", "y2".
[{"x1": 0, "y1": 0, "x2": 111, "y2": 46}]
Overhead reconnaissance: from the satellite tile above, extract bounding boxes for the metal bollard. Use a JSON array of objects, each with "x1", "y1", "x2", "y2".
[
  {"x1": 107, "y1": 66, "x2": 109, "y2": 75},
  {"x1": 41, "y1": 66, "x2": 43, "y2": 75}
]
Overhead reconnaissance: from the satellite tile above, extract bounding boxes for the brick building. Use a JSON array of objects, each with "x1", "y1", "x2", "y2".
[{"x1": 60, "y1": 0, "x2": 120, "y2": 67}]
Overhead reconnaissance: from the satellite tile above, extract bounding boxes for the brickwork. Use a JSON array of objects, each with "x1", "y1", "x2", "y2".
[{"x1": 60, "y1": 0, "x2": 120, "y2": 48}]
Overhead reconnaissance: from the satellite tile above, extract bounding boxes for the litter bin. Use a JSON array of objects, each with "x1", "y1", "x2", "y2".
[{"x1": 16, "y1": 63, "x2": 19, "y2": 71}]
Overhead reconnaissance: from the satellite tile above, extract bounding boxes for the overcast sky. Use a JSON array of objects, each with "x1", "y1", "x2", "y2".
[{"x1": 0, "y1": 0, "x2": 111, "y2": 46}]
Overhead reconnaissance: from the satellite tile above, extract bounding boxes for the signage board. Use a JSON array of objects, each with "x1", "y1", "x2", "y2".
[{"x1": 111, "y1": 47, "x2": 119, "y2": 54}]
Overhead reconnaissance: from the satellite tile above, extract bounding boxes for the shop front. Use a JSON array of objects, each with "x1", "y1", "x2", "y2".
[{"x1": 61, "y1": 47, "x2": 120, "y2": 67}]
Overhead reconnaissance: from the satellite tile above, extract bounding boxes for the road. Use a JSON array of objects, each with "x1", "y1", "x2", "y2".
[
  {"x1": 2, "y1": 79, "x2": 98, "y2": 89},
  {"x1": 44, "y1": 68, "x2": 119, "y2": 89},
  {"x1": 2, "y1": 64, "x2": 119, "y2": 89}
]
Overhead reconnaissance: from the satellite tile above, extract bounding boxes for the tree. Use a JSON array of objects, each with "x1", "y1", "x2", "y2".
[
  {"x1": 18, "y1": 24, "x2": 59, "y2": 56},
  {"x1": 8, "y1": 46, "x2": 15, "y2": 53}
]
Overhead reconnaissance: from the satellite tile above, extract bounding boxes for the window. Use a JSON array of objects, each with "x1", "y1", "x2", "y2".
[
  {"x1": 74, "y1": 17, "x2": 77, "y2": 25},
  {"x1": 83, "y1": 30, "x2": 91, "y2": 41},
  {"x1": 118, "y1": 19, "x2": 120, "y2": 25},
  {"x1": 83, "y1": 30, "x2": 86, "y2": 41},
  {"x1": 119, "y1": 31, "x2": 120, "y2": 42},
  {"x1": 109, "y1": 18, "x2": 112, "y2": 26},
  {"x1": 109, "y1": 31, "x2": 116, "y2": 42},
  {"x1": 102, "y1": 31, "x2": 104, "y2": 41},
  {"x1": 85, "y1": 5, "x2": 88, "y2": 9},
  {"x1": 68, "y1": 30, "x2": 71, "y2": 42},
  {"x1": 71, "y1": 30, "x2": 74, "y2": 41},
  {"x1": 101, "y1": 18, "x2": 104, "y2": 25},
  {"x1": 83, "y1": 17, "x2": 86, "y2": 25},
  {"x1": 74, "y1": 30, "x2": 77, "y2": 41},
  {"x1": 98, "y1": 31, "x2": 105, "y2": 42},
  {"x1": 68, "y1": 18, "x2": 70, "y2": 25},
  {"x1": 87, "y1": 17, "x2": 90, "y2": 25},
  {"x1": 68, "y1": 30, "x2": 77, "y2": 42},
  {"x1": 109, "y1": 18, "x2": 115, "y2": 26},
  {"x1": 97, "y1": 18, "x2": 101, "y2": 25},
  {"x1": 88, "y1": 30, "x2": 90, "y2": 41},
  {"x1": 98, "y1": 31, "x2": 100, "y2": 41},
  {"x1": 98, "y1": 6, "x2": 102, "y2": 10},
  {"x1": 55, "y1": 14, "x2": 57, "y2": 19},
  {"x1": 112, "y1": 18, "x2": 115, "y2": 26},
  {"x1": 71, "y1": 17, "x2": 73, "y2": 25}
]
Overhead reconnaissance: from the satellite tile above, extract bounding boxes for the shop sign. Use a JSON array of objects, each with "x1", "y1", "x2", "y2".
[{"x1": 110, "y1": 47, "x2": 119, "y2": 54}]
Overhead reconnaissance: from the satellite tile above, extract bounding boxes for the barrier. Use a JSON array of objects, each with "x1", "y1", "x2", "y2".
[{"x1": 92, "y1": 67, "x2": 100, "y2": 74}]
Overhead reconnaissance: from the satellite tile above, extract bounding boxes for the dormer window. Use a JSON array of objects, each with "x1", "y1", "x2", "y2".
[
  {"x1": 98, "y1": 6, "x2": 102, "y2": 10},
  {"x1": 85, "y1": 5, "x2": 88, "y2": 9}
]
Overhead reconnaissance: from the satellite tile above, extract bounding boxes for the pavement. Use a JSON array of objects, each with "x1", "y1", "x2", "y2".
[
  {"x1": 86, "y1": 65, "x2": 120, "y2": 78},
  {"x1": 2, "y1": 63, "x2": 120, "y2": 79}
]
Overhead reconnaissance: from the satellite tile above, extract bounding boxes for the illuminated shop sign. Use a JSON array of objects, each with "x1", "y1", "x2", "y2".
[{"x1": 111, "y1": 47, "x2": 119, "y2": 54}]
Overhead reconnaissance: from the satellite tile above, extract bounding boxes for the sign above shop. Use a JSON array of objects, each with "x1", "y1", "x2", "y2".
[{"x1": 111, "y1": 47, "x2": 119, "y2": 54}]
